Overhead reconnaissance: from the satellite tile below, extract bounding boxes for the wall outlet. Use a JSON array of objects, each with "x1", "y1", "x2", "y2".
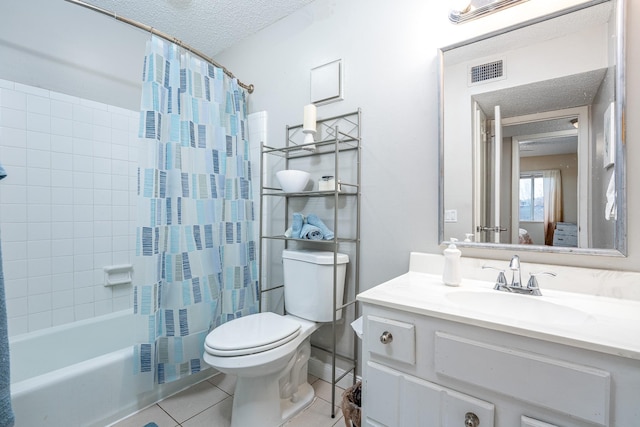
[{"x1": 444, "y1": 209, "x2": 458, "y2": 223}]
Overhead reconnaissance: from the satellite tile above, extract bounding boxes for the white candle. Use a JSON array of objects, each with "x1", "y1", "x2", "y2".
[{"x1": 303, "y1": 104, "x2": 317, "y2": 132}]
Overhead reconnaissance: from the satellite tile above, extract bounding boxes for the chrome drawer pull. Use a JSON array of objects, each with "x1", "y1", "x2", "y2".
[
  {"x1": 379, "y1": 331, "x2": 393, "y2": 344},
  {"x1": 464, "y1": 412, "x2": 480, "y2": 427}
]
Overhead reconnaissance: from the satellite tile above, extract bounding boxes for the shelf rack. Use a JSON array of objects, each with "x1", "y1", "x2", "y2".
[{"x1": 258, "y1": 109, "x2": 361, "y2": 418}]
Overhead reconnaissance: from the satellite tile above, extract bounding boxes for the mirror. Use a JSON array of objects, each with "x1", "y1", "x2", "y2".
[{"x1": 439, "y1": 0, "x2": 626, "y2": 256}]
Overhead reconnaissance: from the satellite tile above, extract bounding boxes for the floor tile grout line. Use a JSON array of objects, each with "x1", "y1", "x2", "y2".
[
  {"x1": 157, "y1": 403, "x2": 181, "y2": 425},
  {"x1": 177, "y1": 394, "x2": 234, "y2": 426}
]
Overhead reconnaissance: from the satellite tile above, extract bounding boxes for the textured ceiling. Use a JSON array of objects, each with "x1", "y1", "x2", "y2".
[{"x1": 81, "y1": 0, "x2": 315, "y2": 56}]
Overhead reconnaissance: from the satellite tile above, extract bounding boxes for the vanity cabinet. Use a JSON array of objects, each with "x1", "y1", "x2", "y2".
[{"x1": 360, "y1": 302, "x2": 640, "y2": 427}]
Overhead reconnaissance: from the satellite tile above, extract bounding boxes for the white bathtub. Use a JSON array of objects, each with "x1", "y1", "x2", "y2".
[{"x1": 9, "y1": 310, "x2": 213, "y2": 427}]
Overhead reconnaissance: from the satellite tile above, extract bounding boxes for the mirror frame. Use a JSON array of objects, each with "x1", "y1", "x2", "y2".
[{"x1": 438, "y1": 0, "x2": 627, "y2": 257}]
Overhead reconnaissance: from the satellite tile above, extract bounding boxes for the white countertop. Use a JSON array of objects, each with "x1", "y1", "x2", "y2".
[{"x1": 357, "y1": 271, "x2": 640, "y2": 360}]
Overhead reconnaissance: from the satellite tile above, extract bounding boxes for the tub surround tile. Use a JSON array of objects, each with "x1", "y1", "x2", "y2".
[
  {"x1": 0, "y1": 88, "x2": 27, "y2": 110},
  {"x1": 14, "y1": 83, "x2": 48, "y2": 98},
  {"x1": 51, "y1": 306, "x2": 75, "y2": 326},
  {"x1": 28, "y1": 311, "x2": 52, "y2": 331},
  {"x1": 0, "y1": 127, "x2": 27, "y2": 149},
  {"x1": 50, "y1": 99, "x2": 73, "y2": 119}
]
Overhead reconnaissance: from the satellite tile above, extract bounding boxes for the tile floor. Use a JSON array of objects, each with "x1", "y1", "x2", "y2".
[{"x1": 110, "y1": 373, "x2": 348, "y2": 427}]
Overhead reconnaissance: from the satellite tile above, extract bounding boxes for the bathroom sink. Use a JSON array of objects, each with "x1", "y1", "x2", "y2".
[{"x1": 446, "y1": 290, "x2": 592, "y2": 325}]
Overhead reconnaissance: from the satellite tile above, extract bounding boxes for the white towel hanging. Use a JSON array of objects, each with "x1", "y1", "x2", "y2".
[{"x1": 605, "y1": 169, "x2": 617, "y2": 221}]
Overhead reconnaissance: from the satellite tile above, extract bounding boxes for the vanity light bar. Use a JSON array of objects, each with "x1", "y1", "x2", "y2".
[{"x1": 449, "y1": 0, "x2": 529, "y2": 24}]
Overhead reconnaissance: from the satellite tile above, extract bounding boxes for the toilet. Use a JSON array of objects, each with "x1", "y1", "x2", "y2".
[{"x1": 203, "y1": 249, "x2": 349, "y2": 427}]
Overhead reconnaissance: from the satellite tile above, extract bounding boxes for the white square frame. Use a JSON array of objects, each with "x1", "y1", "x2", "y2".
[{"x1": 310, "y1": 59, "x2": 343, "y2": 105}]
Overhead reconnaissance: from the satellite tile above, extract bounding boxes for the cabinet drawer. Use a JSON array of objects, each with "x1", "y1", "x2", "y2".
[{"x1": 367, "y1": 315, "x2": 415, "y2": 365}]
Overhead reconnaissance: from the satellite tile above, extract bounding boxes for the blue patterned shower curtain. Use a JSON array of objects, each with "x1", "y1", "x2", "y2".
[{"x1": 133, "y1": 36, "x2": 259, "y2": 385}]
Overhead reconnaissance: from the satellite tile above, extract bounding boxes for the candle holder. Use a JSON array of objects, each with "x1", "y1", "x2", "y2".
[
  {"x1": 302, "y1": 104, "x2": 317, "y2": 152},
  {"x1": 302, "y1": 129, "x2": 317, "y2": 152}
]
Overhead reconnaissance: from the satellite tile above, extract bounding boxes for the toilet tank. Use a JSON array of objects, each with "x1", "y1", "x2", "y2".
[{"x1": 282, "y1": 250, "x2": 349, "y2": 322}]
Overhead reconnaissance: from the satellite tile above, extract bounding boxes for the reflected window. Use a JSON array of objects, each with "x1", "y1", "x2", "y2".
[{"x1": 519, "y1": 173, "x2": 544, "y2": 222}]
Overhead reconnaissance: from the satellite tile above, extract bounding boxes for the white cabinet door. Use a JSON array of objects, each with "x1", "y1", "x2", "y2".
[
  {"x1": 364, "y1": 361, "x2": 494, "y2": 427},
  {"x1": 364, "y1": 361, "x2": 402, "y2": 426}
]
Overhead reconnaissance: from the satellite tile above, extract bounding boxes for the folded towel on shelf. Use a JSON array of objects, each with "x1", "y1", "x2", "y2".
[
  {"x1": 306, "y1": 214, "x2": 334, "y2": 240},
  {"x1": 300, "y1": 224, "x2": 324, "y2": 240},
  {"x1": 291, "y1": 212, "x2": 305, "y2": 239},
  {"x1": 284, "y1": 227, "x2": 293, "y2": 238}
]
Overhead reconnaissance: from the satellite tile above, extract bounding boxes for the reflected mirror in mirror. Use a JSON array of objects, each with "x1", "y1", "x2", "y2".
[{"x1": 439, "y1": 0, "x2": 626, "y2": 256}]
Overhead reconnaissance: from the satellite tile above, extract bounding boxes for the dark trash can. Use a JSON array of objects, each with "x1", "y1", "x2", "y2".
[{"x1": 341, "y1": 380, "x2": 361, "y2": 427}]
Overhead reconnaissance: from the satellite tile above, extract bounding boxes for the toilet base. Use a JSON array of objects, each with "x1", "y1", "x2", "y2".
[
  {"x1": 230, "y1": 374, "x2": 315, "y2": 427},
  {"x1": 281, "y1": 382, "x2": 314, "y2": 423}
]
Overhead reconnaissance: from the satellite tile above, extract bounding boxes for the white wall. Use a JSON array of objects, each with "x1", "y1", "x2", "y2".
[{"x1": 0, "y1": 0, "x2": 145, "y2": 111}]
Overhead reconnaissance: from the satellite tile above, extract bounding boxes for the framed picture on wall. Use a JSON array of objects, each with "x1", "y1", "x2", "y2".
[
  {"x1": 310, "y1": 59, "x2": 343, "y2": 105},
  {"x1": 603, "y1": 102, "x2": 615, "y2": 169}
]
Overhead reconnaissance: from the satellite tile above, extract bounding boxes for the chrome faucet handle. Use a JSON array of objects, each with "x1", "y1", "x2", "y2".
[
  {"x1": 509, "y1": 255, "x2": 522, "y2": 288},
  {"x1": 482, "y1": 265, "x2": 508, "y2": 290},
  {"x1": 526, "y1": 271, "x2": 556, "y2": 296}
]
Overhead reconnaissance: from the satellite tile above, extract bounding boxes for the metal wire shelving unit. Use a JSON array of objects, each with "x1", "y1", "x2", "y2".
[{"x1": 258, "y1": 109, "x2": 361, "y2": 417}]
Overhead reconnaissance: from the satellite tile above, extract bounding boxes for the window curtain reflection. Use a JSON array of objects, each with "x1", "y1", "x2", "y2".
[{"x1": 542, "y1": 169, "x2": 563, "y2": 245}]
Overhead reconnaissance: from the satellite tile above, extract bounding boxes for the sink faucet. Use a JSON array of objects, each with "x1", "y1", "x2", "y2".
[
  {"x1": 509, "y1": 255, "x2": 522, "y2": 288},
  {"x1": 483, "y1": 255, "x2": 555, "y2": 296}
]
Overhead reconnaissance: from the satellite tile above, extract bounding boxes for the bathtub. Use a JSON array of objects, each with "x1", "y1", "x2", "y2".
[{"x1": 9, "y1": 309, "x2": 214, "y2": 427}]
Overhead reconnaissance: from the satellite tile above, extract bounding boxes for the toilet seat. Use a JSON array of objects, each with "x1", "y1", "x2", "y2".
[{"x1": 205, "y1": 312, "x2": 301, "y2": 357}]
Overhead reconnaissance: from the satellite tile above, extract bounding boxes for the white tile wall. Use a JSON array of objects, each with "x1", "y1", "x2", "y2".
[{"x1": 0, "y1": 79, "x2": 138, "y2": 336}]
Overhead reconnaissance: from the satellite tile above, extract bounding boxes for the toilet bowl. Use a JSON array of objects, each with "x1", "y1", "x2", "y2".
[
  {"x1": 203, "y1": 249, "x2": 349, "y2": 427},
  {"x1": 204, "y1": 312, "x2": 319, "y2": 426}
]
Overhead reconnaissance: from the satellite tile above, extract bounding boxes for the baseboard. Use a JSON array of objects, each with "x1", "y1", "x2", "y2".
[{"x1": 308, "y1": 353, "x2": 361, "y2": 390}]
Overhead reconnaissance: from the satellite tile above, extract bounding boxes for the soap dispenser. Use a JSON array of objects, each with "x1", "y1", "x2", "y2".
[{"x1": 443, "y1": 238, "x2": 461, "y2": 286}]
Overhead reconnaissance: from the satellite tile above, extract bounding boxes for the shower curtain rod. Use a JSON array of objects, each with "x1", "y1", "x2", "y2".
[{"x1": 64, "y1": 0, "x2": 255, "y2": 94}]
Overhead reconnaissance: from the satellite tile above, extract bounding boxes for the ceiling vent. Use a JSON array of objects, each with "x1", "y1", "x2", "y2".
[{"x1": 468, "y1": 58, "x2": 506, "y2": 85}]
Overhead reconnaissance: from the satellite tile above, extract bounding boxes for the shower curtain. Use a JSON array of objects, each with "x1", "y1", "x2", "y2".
[{"x1": 133, "y1": 36, "x2": 259, "y2": 385}]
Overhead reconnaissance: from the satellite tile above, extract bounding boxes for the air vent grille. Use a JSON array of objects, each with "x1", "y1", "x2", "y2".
[{"x1": 470, "y1": 60, "x2": 504, "y2": 83}]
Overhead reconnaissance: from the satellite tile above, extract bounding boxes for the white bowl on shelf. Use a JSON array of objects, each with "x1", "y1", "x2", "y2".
[{"x1": 276, "y1": 170, "x2": 310, "y2": 193}]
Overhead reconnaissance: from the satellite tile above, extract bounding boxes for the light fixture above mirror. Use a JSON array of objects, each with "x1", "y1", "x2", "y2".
[{"x1": 449, "y1": 0, "x2": 529, "y2": 24}]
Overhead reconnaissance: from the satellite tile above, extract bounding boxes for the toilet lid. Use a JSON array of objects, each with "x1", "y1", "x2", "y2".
[{"x1": 205, "y1": 312, "x2": 301, "y2": 357}]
